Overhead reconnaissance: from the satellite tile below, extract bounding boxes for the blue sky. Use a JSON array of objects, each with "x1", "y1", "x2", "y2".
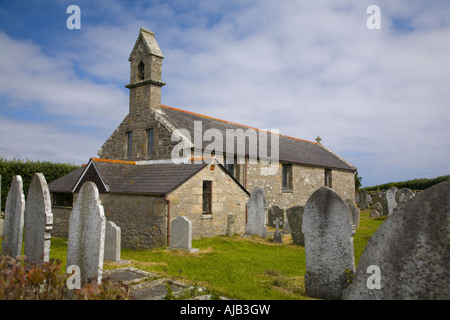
[{"x1": 0, "y1": 0, "x2": 449, "y2": 187}]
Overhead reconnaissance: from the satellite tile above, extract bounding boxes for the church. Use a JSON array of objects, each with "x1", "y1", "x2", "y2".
[{"x1": 49, "y1": 28, "x2": 356, "y2": 249}]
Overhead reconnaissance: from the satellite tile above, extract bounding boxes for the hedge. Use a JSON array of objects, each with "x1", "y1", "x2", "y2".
[
  {"x1": 363, "y1": 174, "x2": 450, "y2": 192},
  {"x1": 0, "y1": 158, "x2": 81, "y2": 212}
]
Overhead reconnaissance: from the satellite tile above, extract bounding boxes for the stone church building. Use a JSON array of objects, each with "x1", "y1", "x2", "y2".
[{"x1": 49, "y1": 28, "x2": 356, "y2": 249}]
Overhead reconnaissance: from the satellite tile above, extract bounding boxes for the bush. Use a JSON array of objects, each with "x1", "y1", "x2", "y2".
[
  {"x1": 363, "y1": 174, "x2": 450, "y2": 192},
  {"x1": 0, "y1": 256, "x2": 130, "y2": 300},
  {"x1": 0, "y1": 158, "x2": 81, "y2": 212}
]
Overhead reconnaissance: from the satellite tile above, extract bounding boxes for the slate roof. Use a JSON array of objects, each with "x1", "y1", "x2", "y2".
[
  {"x1": 160, "y1": 105, "x2": 356, "y2": 171},
  {"x1": 48, "y1": 158, "x2": 248, "y2": 196}
]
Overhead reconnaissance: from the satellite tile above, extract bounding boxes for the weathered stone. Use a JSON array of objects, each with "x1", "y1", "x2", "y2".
[
  {"x1": 226, "y1": 213, "x2": 236, "y2": 237},
  {"x1": 370, "y1": 202, "x2": 383, "y2": 218},
  {"x1": 381, "y1": 192, "x2": 389, "y2": 216},
  {"x1": 104, "y1": 221, "x2": 121, "y2": 262},
  {"x1": 395, "y1": 188, "x2": 415, "y2": 204},
  {"x1": 283, "y1": 211, "x2": 290, "y2": 233},
  {"x1": 370, "y1": 209, "x2": 380, "y2": 218},
  {"x1": 24, "y1": 173, "x2": 53, "y2": 264},
  {"x1": 302, "y1": 186, "x2": 355, "y2": 300},
  {"x1": 343, "y1": 179, "x2": 450, "y2": 300},
  {"x1": 386, "y1": 186, "x2": 398, "y2": 215},
  {"x1": 245, "y1": 188, "x2": 267, "y2": 238},
  {"x1": 286, "y1": 205, "x2": 305, "y2": 245},
  {"x1": 1, "y1": 176, "x2": 25, "y2": 258},
  {"x1": 345, "y1": 199, "x2": 360, "y2": 229},
  {"x1": 358, "y1": 189, "x2": 368, "y2": 210},
  {"x1": 169, "y1": 216, "x2": 198, "y2": 253},
  {"x1": 272, "y1": 217, "x2": 283, "y2": 243},
  {"x1": 268, "y1": 206, "x2": 284, "y2": 228},
  {"x1": 67, "y1": 182, "x2": 106, "y2": 283},
  {"x1": 371, "y1": 194, "x2": 382, "y2": 208}
]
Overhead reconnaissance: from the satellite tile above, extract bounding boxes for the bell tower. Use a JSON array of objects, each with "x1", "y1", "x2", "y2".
[{"x1": 125, "y1": 28, "x2": 165, "y2": 113}]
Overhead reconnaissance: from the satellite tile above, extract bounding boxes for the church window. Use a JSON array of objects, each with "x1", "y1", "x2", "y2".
[
  {"x1": 138, "y1": 61, "x2": 145, "y2": 80},
  {"x1": 325, "y1": 169, "x2": 332, "y2": 188},
  {"x1": 147, "y1": 128, "x2": 154, "y2": 157},
  {"x1": 202, "y1": 181, "x2": 212, "y2": 214},
  {"x1": 282, "y1": 163, "x2": 293, "y2": 192},
  {"x1": 126, "y1": 131, "x2": 133, "y2": 158},
  {"x1": 51, "y1": 192, "x2": 73, "y2": 207}
]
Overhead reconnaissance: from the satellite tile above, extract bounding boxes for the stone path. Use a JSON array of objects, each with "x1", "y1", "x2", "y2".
[{"x1": 103, "y1": 267, "x2": 218, "y2": 300}]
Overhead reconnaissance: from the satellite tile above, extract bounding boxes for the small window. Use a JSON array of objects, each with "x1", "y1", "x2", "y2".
[
  {"x1": 138, "y1": 61, "x2": 145, "y2": 80},
  {"x1": 325, "y1": 169, "x2": 332, "y2": 188},
  {"x1": 282, "y1": 163, "x2": 293, "y2": 192},
  {"x1": 126, "y1": 131, "x2": 133, "y2": 158},
  {"x1": 147, "y1": 128, "x2": 154, "y2": 157},
  {"x1": 52, "y1": 192, "x2": 73, "y2": 207},
  {"x1": 202, "y1": 181, "x2": 212, "y2": 214}
]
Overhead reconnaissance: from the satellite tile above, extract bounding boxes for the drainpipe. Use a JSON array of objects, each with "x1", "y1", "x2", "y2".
[{"x1": 164, "y1": 195, "x2": 171, "y2": 247}]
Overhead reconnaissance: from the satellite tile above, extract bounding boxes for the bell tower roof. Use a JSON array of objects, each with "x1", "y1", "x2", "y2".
[{"x1": 129, "y1": 27, "x2": 164, "y2": 61}]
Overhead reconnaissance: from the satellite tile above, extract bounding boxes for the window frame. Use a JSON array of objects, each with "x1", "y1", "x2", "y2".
[
  {"x1": 147, "y1": 128, "x2": 154, "y2": 157},
  {"x1": 324, "y1": 168, "x2": 332, "y2": 188},
  {"x1": 282, "y1": 163, "x2": 293, "y2": 192},
  {"x1": 202, "y1": 180, "x2": 212, "y2": 215},
  {"x1": 126, "y1": 131, "x2": 133, "y2": 158}
]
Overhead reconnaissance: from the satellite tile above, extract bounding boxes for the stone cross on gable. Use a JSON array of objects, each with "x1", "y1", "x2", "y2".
[{"x1": 315, "y1": 136, "x2": 322, "y2": 144}]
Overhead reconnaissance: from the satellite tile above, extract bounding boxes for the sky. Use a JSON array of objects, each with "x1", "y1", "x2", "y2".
[{"x1": 0, "y1": 0, "x2": 449, "y2": 187}]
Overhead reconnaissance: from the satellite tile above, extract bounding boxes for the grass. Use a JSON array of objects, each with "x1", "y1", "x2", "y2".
[{"x1": 2, "y1": 210, "x2": 386, "y2": 300}]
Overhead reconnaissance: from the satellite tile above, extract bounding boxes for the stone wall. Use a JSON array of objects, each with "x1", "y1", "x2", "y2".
[
  {"x1": 52, "y1": 193, "x2": 168, "y2": 250},
  {"x1": 246, "y1": 162, "x2": 355, "y2": 209},
  {"x1": 98, "y1": 109, "x2": 176, "y2": 161},
  {"x1": 167, "y1": 162, "x2": 249, "y2": 240}
]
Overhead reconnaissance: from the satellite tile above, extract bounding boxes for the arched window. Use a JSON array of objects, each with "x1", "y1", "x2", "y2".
[{"x1": 138, "y1": 61, "x2": 145, "y2": 80}]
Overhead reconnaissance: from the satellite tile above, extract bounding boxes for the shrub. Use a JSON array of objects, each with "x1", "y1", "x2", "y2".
[
  {"x1": 0, "y1": 256, "x2": 130, "y2": 300},
  {"x1": 0, "y1": 157, "x2": 81, "y2": 212}
]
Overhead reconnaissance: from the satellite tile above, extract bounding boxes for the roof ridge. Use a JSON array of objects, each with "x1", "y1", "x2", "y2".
[{"x1": 160, "y1": 104, "x2": 317, "y2": 145}]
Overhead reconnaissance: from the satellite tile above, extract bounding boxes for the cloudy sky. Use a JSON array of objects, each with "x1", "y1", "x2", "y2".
[{"x1": 0, "y1": 0, "x2": 449, "y2": 187}]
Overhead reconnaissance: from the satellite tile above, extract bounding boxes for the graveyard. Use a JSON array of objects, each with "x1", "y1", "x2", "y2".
[
  {"x1": 0, "y1": 173, "x2": 448, "y2": 300},
  {"x1": 0, "y1": 210, "x2": 385, "y2": 300}
]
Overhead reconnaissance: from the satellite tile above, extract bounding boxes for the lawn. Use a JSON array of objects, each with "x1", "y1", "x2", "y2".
[
  {"x1": 2, "y1": 210, "x2": 386, "y2": 300},
  {"x1": 44, "y1": 210, "x2": 385, "y2": 300}
]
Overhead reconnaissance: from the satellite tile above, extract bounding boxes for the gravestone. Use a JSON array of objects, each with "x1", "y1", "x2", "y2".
[
  {"x1": 245, "y1": 188, "x2": 267, "y2": 238},
  {"x1": 358, "y1": 189, "x2": 368, "y2": 210},
  {"x1": 345, "y1": 199, "x2": 360, "y2": 229},
  {"x1": 226, "y1": 213, "x2": 236, "y2": 237},
  {"x1": 370, "y1": 209, "x2": 380, "y2": 218},
  {"x1": 302, "y1": 186, "x2": 355, "y2": 300},
  {"x1": 395, "y1": 188, "x2": 415, "y2": 204},
  {"x1": 272, "y1": 217, "x2": 283, "y2": 243},
  {"x1": 381, "y1": 192, "x2": 389, "y2": 216},
  {"x1": 371, "y1": 194, "x2": 382, "y2": 208},
  {"x1": 169, "y1": 216, "x2": 198, "y2": 253},
  {"x1": 268, "y1": 206, "x2": 284, "y2": 228},
  {"x1": 24, "y1": 173, "x2": 53, "y2": 264},
  {"x1": 67, "y1": 182, "x2": 106, "y2": 283},
  {"x1": 1, "y1": 176, "x2": 25, "y2": 258},
  {"x1": 286, "y1": 206, "x2": 305, "y2": 245},
  {"x1": 283, "y1": 212, "x2": 290, "y2": 233},
  {"x1": 343, "y1": 179, "x2": 450, "y2": 300},
  {"x1": 104, "y1": 221, "x2": 121, "y2": 262},
  {"x1": 386, "y1": 186, "x2": 398, "y2": 215},
  {"x1": 370, "y1": 202, "x2": 383, "y2": 218}
]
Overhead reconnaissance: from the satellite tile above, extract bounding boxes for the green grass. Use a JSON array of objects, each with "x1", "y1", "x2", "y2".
[{"x1": 2, "y1": 210, "x2": 385, "y2": 300}]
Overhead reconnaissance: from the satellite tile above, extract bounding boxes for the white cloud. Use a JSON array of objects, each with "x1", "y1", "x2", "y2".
[{"x1": 0, "y1": 0, "x2": 449, "y2": 186}]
